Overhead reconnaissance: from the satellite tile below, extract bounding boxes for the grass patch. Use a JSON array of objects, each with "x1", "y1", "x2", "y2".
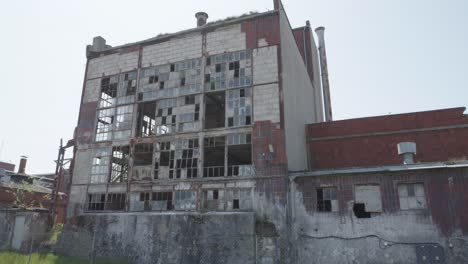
[{"x1": 0, "y1": 250, "x2": 129, "y2": 264}]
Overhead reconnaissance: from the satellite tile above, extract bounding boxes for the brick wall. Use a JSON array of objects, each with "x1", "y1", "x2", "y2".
[
  {"x1": 295, "y1": 167, "x2": 468, "y2": 236},
  {"x1": 307, "y1": 107, "x2": 468, "y2": 169}
]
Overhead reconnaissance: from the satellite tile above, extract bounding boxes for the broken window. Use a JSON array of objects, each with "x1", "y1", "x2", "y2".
[
  {"x1": 90, "y1": 149, "x2": 111, "y2": 183},
  {"x1": 227, "y1": 88, "x2": 252, "y2": 127},
  {"x1": 354, "y1": 185, "x2": 382, "y2": 218},
  {"x1": 139, "y1": 192, "x2": 151, "y2": 211},
  {"x1": 99, "y1": 76, "x2": 118, "y2": 108},
  {"x1": 87, "y1": 193, "x2": 105, "y2": 211},
  {"x1": 316, "y1": 187, "x2": 338, "y2": 212},
  {"x1": 155, "y1": 139, "x2": 199, "y2": 179},
  {"x1": 174, "y1": 190, "x2": 196, "y2": 211},
  {"x1": 109, "y1": 146, "x2": 130, "y2": 183},
  {"x1": 398, "y1": 183, "x2": 427, "y2": 210},
  {"x1": 226, "y1": 189, "x2": 252, "y2": 210},
  {"x1": 202, "y1": 189, "x2": 224, "y2": 211},
  {"x1": 136, "y1": 101, "x2": 156, "y2": 137},
  {"x1": 134, "y1": 143, "x2": 153, "y2": 166},
  {"x1": 152, "y1": 192, "x2": 173, "y2": 210},
  {"x1": 227, "y1": 133, "x2": 252, "y2": 177},
  {"x1": 155, "y1": 99, "x2": 177, "y2": 135},
  {"x1": 119, "y1": 72, "x2": 137, "y2": 97},
  {"x1": 96, "y1": 108, "x2": 114, "y2": 142},
  {"x1": 205, "y1": 92, "x2": 225, "y2": 129},
  {"x1": 113, "y1": 105, "x2": 133, "y2": 140},
  {"x1": 178, "y1": 94, "x2": 200, "y2": 133},
  {"x1": 86, "y1": 193, "x2": 126, "y2": 211},
  {"x1": 203, "y1": 136, "x2": 225, "y2": 177},
  {"x1": 105, "y1": 193, "x2": 126, "y2": 211},
  {"x1": 205, "y1": 50, "x2": 252, "y2": 91}
]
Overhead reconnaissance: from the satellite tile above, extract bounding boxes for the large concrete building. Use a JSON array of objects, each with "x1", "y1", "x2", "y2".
[{"x1": 61, "y1": 1, "x2": 468, "y2": 263}]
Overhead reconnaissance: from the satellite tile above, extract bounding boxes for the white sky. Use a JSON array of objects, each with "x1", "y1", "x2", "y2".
[{"x1": 0, "y1": 0, "x2": 467, "y2": 173}]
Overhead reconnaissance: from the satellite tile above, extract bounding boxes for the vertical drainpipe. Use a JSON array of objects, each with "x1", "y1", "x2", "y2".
[{"x1": 315, "y1": 27, "x2": 333, "y2": 122}]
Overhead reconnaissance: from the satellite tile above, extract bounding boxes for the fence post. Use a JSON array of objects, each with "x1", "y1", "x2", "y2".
[
  {"x1": 90, "y1": 227, "x2": 96, "y2": 264},
  {"x1": 27, "y1": 235, "x2": 34, "y2": 264}
]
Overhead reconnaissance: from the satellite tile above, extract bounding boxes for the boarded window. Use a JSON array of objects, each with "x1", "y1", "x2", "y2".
[
  {"x1": 398, "y1": 183, "x2": 427, "y2": 210},
  {"x1": 316, "y1": 187, "x2": 338, "y2": 212},
  {"x1": 355, "y1": 185, "x2": 382, "y2": 214}
]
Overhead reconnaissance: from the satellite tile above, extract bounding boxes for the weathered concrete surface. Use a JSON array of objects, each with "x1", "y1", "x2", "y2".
[
  {"x1": 0, "y1": 209, "x2": 50, "y2": 252},
  {"x1": 58, "y1": 212, "x2": 255, "y2": 264}
]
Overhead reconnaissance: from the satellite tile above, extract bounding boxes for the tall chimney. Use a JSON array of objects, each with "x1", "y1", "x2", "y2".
[
  {"x1": 315, "y1": 26, "x2": 333, "y2": 122},
  {"x1": 195, "y1": 12, "x2": 209, "y2": 27},
  {"x1": 18, "y1": 156, "x2": 27, "y2": 174}
]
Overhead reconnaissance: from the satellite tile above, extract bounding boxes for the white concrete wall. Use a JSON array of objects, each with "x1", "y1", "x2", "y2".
[
  {"x1": 279, "y1": 7, "x2": 317, "y2": 171},
  {"x1": 87, "y1": 51, "x2": 139, "y2": 80},
  {"x1": 206, "y1": 24, "x2": 246, "y2": 54},
  {"x1": 83, "y1": 78, "x2": 101, "y2": 103},
  {"x1": 142, "y1": 33, "x2": 202, "y2": 67}
]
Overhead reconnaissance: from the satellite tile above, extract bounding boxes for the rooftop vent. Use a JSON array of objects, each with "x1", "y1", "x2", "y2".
[
  {"x1": 195, "y1": 12, "x2": 208, "y2": 27},
  {"x1": 397, "y1": 142, "x2": 417, "y2": 165}
]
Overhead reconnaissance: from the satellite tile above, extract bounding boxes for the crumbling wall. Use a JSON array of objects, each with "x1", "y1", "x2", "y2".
[
  {"x1": 58, "y1": 213, "x2": 255, "y2": 264},
  {"x1": 0, "y1": 209, "x2": 50, "y2": 252},
  {"x1": 292, "y1": 168, "x2": 468, "y2": 264}
]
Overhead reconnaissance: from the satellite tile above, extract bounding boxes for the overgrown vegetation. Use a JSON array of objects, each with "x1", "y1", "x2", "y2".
[{"x1": 0, "y1": 250, "x2": 129, "y2": 264}]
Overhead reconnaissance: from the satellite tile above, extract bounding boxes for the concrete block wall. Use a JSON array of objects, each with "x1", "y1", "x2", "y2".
[
  {"x1": 206, "y1": 24, "x2": 246, "y2": 54},
  {"x1": 142, "y1": 34, "x2": 202, "y2": 67},
  {"x1": 87, "y1": 51, "x2": 139, "y2": 80}
]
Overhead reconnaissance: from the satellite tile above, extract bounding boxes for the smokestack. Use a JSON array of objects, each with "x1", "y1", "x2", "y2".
[
  {"x1": 195, "y1": 12, "x2": 209, "y2": 27},
  {"x1": 315, "y1": 26, "x2": 333, "y2": 122},
  {"x1": 18, "y1": 156, "x2": 27, "y2": 174},
  {"x1": 397, "y1": 142, "x2": 417, "y2": 165}
]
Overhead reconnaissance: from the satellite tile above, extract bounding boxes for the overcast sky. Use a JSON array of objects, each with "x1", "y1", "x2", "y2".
[{"x1": 0, "y1": 0, "x2": 467, "y2": 173}]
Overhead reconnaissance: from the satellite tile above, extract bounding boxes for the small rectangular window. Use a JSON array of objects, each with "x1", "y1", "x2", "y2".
[
  {"x1": 398, "y1": 183, "x2": 427, "y2": 210},
  {"x1": 316, "y1": 187, "x2": 338, "y2": 212},
  {"x1": 354, "y1": 185, "x2": 382, "y2": 216}
]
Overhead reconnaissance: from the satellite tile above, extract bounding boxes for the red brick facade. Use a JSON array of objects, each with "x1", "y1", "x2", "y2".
[{"x1": 307, "y1": 107, "x2": 468, "y2": 169}]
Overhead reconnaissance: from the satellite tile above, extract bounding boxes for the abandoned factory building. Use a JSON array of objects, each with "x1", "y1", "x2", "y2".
[{"x1": 59, "y1": 0, "x2": 468, "y2": 263}]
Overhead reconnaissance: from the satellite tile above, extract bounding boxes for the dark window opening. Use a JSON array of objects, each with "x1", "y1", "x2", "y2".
[
  {"x1": 134, "y1": 143, "x2": 153, "y2": 166},
  {"x1": 353, "y1": 203, "x2": 371, "y2": 218},
  {"x1": 185, "y1": 95, "x2": 195, "y2": 105},
  {"x1": 140, "y1": 192, "x2": 150, "y2": 201},
  {"x1": 180, "y1": 77, "x2": 186, "y2": 86},
  {"x1": 105, "y1": 193, "x2": 126, "y2": 211},
  {"x1": 227, "y1": 143, "x2": 251, "y2": 176},
  {"x1": 205, "y1": 74, "x2": 211, "y2": 83},
  {"x1": 157, "y1": 109, "x2": 163, "y2": 117},
  {"x1": 87, "y1": 193, "x2": 105, "y2": 211},
  {"x1": 317, "y1": 187, "x2": 337, "y2": 212},
  {"x1": 170, "y1": 64, "x2": 175, "y2": 72},
  {"x1": 152, "y1": 192, "x2": 173, "y2": 210},
  {"x1": 204, "y1": 136, "x2": 225, "y2": 177},
  {"x1": 233, "y1": 199, "x2": 240, "y2": 209},
  {"x1": 110, "y1": 146, "x2": 130, "y2": 183},
  {"x1": 136, "y1": 102, "x2": 156, "y2": 137},
  {"x1": 154, "y1": 162, "x2": 159, "y2": 179},
  {"x1": 215, "y1": 64, "x2": 222, "y2": 72},
  {"x1": 206, "y1": 57, "x2": 211, "y2": 66},
  {"x1": 205, "y1": 92, "x2": 225, "y2": 129},
  {"x1": 159, "y1": 81, "x2": 165, "y2": 89},
  {"x1": 160, "y1": 152, "x2": 170, "y2": 166},
  {"x1": 213, "y1": 190, "x2": 219, "y2": 199}
]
